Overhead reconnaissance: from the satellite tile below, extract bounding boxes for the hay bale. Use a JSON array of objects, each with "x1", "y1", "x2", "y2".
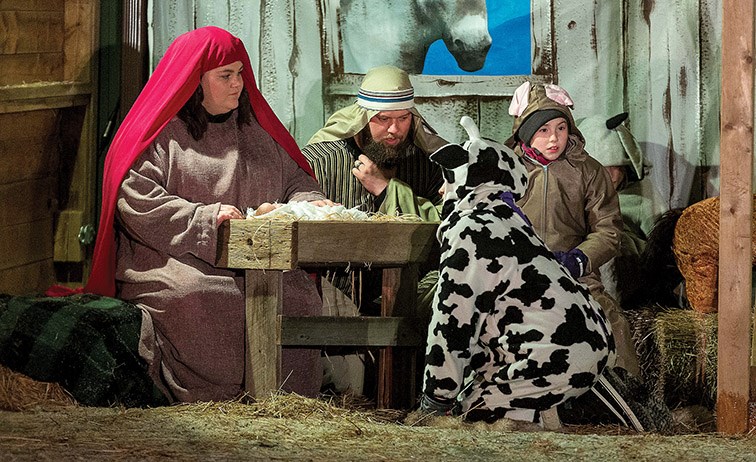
[
  {"x1": 672, "y1": 195, "x2": 756, "y2": 313},
  {"x1": 627, "y1": 308, "x2": 717, "y2": 409},
  {"x1": 0, "y1": 364, "x2": 76, "y2": 411}
]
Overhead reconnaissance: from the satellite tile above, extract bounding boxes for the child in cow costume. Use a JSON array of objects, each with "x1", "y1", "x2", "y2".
[{"x1": 419, "y1": 116, "x2": 616, "y2": 425}]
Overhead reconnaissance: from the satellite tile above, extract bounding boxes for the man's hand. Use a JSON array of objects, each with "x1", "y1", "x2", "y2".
[
  {"x1": 217, "y1": 204, "x2": 244, "y2": 226},
  {"x1": 352, "y1": 154, "x2": 390, "y2": 196}
]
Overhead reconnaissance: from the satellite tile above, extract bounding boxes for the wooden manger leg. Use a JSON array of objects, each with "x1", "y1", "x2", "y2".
[
  {"x1": 378, "y1": 265, "x2": 420, "y2": 409},
  {"x1": 244, "y1": 269, "x2": 283, "y2": 399}
]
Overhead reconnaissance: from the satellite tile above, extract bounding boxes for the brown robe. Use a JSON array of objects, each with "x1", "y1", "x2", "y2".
[{"x1": 115, "y1": 114, "x2": 325, "y2": 402}]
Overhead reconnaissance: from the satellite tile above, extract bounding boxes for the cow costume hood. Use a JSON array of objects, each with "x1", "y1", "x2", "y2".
[
  {"x1": 421, "y1": 117, "x2": 615, "y2": 423},
  {"x1": 431, "y1": 116, "x2": 529, "y2": 218}
]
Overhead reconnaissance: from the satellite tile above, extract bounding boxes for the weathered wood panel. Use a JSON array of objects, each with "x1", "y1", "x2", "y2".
[
  {"x1": 0, "y1": 110, "x2": 58, "y2": 183},
  {"x1": 0, "y1": 82, "x2": 90, "y2": 113},
  {"x1": 0, "y1": 0, "x2": 98, "y2": 289},
  {"x1": 419, "y1": 97, "x2": 485, "y2": 145},
  {"x1": 554, "y1": 2, "x2": 625, "y2": 119},
  {"x1": 0, "y1": 178, "x2": 54, "y2": 227},
  {"x1": 279, "y1": 316, "x2": 423, "y2": 347},
  {"x1": 53, "y1": 209, "x2": 84, "y2": 262},
  {"x1": 0, "y1": 53, "x2": 65, "y2": 85},
  {"x1": 0, "y1": 11, "x2": 64, "y2": 54},
  {"x1": 624, "y1": 0, "x2": 703, "y2": 209},
  {"x1": 699, "y1": 0, "x2": 723, "y2": 198},
  {"x1": 0, "y1": 3, "x2": 66, "y2": 86},
  {"x1": 63, "y1": 0, "x2": 97, "y2": 82},
  {"x1": 0, "y1": 259, "x2": 55, "y2": 296},
  {"x1": 0, "y1": 0, "x2": 65, "y2": 11},
  {"x1": 0, "y1": 219, "x2": 53, "y2": 272}
]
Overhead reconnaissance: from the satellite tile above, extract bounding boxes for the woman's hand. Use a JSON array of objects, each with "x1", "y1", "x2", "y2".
[
  {"x1": 217, "y1": 204, "x2": 244, "y2": 226},
  {"x1": 309, "y1": 199, "x2": 337, "y2": 207}
]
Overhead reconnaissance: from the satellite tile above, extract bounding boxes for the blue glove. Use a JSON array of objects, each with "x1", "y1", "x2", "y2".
[
  {"x1": 418, "y1": 394, "x2": 460, "y2": 417},
  {"x1": 553, "y1": 248, "x2": 589, "y2": 279}
]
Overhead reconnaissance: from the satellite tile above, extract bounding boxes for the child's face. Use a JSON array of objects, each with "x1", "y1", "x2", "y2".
[{"x1": 529, "y1": 117, "x2": 569, "y2": 161}]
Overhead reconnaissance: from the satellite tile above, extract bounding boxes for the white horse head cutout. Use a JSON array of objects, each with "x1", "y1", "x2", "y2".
[{"x1": 338, "y1": 0, "x2": 492, "y2": 74}]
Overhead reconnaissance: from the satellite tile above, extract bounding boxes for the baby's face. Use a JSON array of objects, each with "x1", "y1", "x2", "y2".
[{"x1": 529, "y1": 117, "x2": 569, "y2": 161}]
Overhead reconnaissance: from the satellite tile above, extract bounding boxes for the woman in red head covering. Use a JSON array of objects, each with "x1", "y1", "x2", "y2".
[{"x1": 91, "y1": 26, "x2": 329, "y2": 402}]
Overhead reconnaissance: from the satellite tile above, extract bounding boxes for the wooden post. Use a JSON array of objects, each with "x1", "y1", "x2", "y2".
[
  {"x1": 718, "y1": 0, "x2": 754, "y2": 434},
  {"x1": 245, "y1": 269, "x2": 282, "y2": 398},
  {"x1": 378, "y1": 266, "x2": 420, "y2": 409}
]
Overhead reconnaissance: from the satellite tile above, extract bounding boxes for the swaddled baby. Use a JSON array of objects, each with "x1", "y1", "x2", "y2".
[{"x1": 420, "y1": 117, "x2": 616, "y2": 424}]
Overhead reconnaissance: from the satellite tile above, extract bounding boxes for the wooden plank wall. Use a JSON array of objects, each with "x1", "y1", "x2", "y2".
[
  {"x1": 149, "y1": 0, "x2": 723, "y2": 211},
  {"x1": 0, "y1": 1, "x2": 65, "y2": 294},
  {"x1": 0, "y1": 109, "x2": 57, "y2": 293},
  {"x1": 0, "y1": 0, "x2": 66, "y2": 85},
  {"x1": 0, "y1": 0, "x2": 97, "y2": 294}
]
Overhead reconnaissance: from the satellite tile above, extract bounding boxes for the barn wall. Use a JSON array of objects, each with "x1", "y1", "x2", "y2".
[
  {"x1": 148, "y1": 0, "x2": 725, "y2": 214},
  {"x1": 0, "y1": 0, "x2": 98, "y2": 294}
]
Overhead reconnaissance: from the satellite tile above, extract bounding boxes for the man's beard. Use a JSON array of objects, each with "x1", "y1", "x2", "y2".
[{"x1": 361, "y1": 133, "x2": 412, "y2": 170}]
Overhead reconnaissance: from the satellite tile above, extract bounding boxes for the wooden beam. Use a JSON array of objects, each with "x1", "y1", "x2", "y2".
[
  {"x1": 718, "y1": 0, "x2": 754, "y2": 434},
  {"x1": 278, "y1": 316, "x2": 424, "y2": 347},
  {"x1": 217, "y1": 219, "x2": 439, "y2": 270},
  {"x1": 0, "y1": 82, "x2": 91, "y2": 113}
]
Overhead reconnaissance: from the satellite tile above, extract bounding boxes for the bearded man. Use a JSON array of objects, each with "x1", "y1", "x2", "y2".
[
  {"x1": 302, "y1": 65, "x2": 447, "y2": 216},
  {"x1": 302, "y1": 65, "x2": 448, "y2": 396}
]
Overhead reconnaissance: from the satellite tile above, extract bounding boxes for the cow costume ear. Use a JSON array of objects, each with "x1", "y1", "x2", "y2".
[
  {"x1": 459, "y1": 115, "x2": 481, "y2": 141},
  {"x1": 430, "y1": 143, "x2": 469, "y2": 169},
  {"x1": 429, "y1": 115, "x2": 484, "y2": 169}
]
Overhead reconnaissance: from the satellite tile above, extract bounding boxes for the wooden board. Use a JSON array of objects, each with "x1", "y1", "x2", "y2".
[
  {"x1": 279, "y1": 316, "x2": 424, "y2": 347},
  {"x1": 0, "y1": 259, "x2": 55, "y2": 295},
  {"x1": 217, "y1": 219, "x2": 439, "y2": 270},
  {"x1": 0, "y1": 219, "x2": 53, "y2": 271},
  {"x1": 63, "y1": 0, "x2": 96, "y2": 82},
  {"x1": 0, "y1": 110, "x2": 57, "y2": 182},
  {"x1": 219, "y1": 220, "x2": 296, "y2": 270},
  {"x1": 0, "y1": 178, "x2": 54, "y2": 228},
  {"x1": 0, "y1": 1, "x2": 66, "y2": 11},
  {"x1": 0, "y1": 11, "x2": 64, "y2": 54},
  {"x1": 0, "y1": 53, "x2": 65, "y2": 85},
  {"x1": 718, "y1": 0, "x2": 754, "y2": 434},
  {"x1": 53, "y1": 209, "x2": 83, "y2": 262}
]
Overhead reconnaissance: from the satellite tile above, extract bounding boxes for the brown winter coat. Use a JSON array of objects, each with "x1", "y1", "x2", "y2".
[{"x1": 504, "y1": 84, "x2": 622, "y2": 291}]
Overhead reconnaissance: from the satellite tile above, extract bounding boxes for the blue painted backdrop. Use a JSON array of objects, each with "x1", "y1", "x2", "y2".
[{"x1": 422, "y1": 0, "x2": 531, "y2": 76}]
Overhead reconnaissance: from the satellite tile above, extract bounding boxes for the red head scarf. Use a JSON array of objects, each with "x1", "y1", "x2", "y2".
[{"x1": 78, "y1": 26, "x2": 314, "y2": 297}]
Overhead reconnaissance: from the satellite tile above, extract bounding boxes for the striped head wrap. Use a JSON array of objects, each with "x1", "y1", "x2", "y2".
[{"x1": 356, "y1": 65, "x2": 415, "y2": 111}]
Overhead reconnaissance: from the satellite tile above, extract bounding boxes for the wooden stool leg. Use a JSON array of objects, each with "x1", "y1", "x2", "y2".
[{"x1": 245, "y1": 269, "x2": 282, "y2": 398}]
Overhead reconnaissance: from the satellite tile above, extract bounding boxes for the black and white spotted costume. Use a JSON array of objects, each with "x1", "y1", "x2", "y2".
[{"x1": 421, "y1": 117, "x2": 616, "y2": 423}]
